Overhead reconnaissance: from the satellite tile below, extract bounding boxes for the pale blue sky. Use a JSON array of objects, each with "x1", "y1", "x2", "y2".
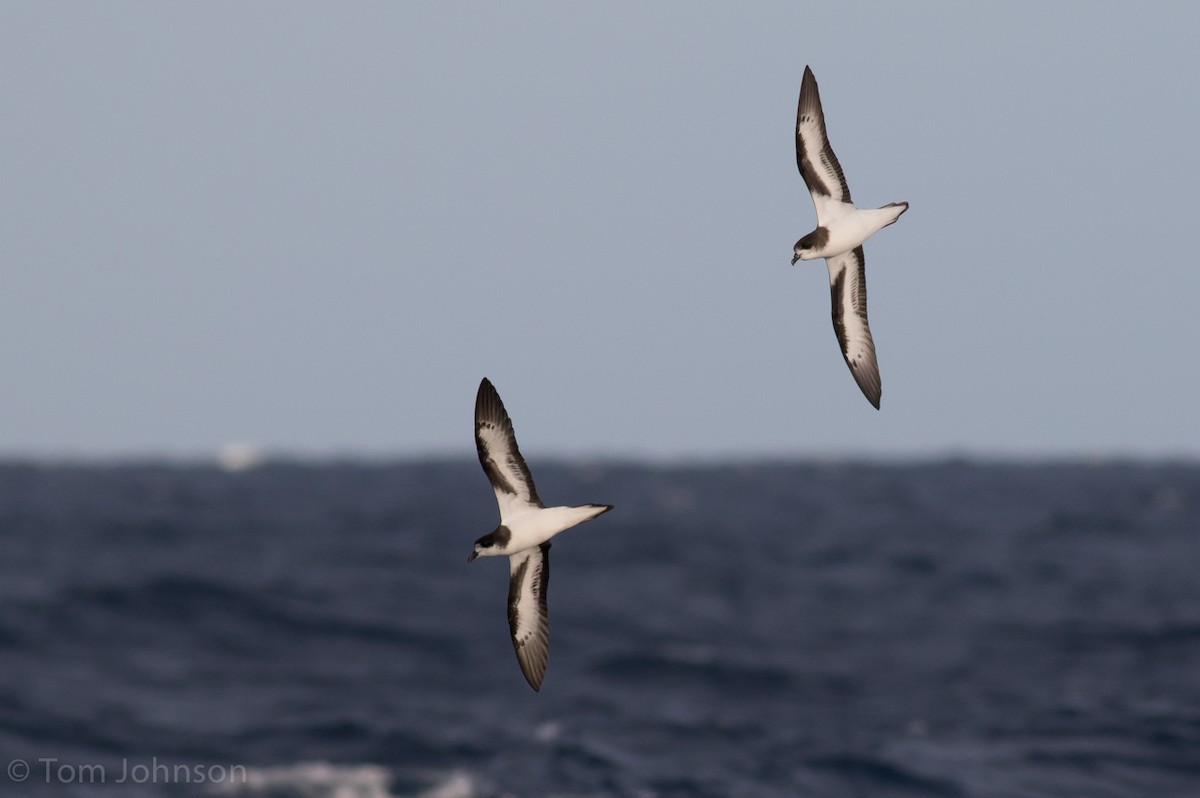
[{"x1": 2, "y1": 3, "x2": 1197, "y2": 460}]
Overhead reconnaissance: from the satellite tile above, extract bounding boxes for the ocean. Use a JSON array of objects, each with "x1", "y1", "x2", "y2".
[{"x1": 0, "y1": 459, "x2": 1197, "y2": 797}]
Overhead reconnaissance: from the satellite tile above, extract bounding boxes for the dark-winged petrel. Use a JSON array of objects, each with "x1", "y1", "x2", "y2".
[
  {"x1": 469, "y1": 377, "x2": 612, "y2": 691},
  {"x1": 792, "y1": 65, "x2": 908, "y2": 409}
]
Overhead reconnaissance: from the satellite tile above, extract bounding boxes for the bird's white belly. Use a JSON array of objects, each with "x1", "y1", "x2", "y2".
[
  {"x1": 505, "y1": 505, "x2": 599, "y2": 550},
  {"x1": 807, "y1": 199, "x2": 902, "y2": 259},
  {"x1": 821, "y1": 210, "x2": 888, "y2": 257}
]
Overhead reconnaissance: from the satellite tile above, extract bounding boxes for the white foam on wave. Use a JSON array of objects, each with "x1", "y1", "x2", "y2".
[
  {"x1": 414, "y1": 771, "x2": 481, "y2": 798},
  {"x1": 209, "y1": 763, "x2": 487, "y2": 798}
]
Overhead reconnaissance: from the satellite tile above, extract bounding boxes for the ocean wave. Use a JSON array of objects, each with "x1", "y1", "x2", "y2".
[
  {"x1": 805, "y1": 753, "x2": 967, "y2": 796},
  {"x1": 62, "y1": 576, "x2": 463, "y2": 656},
  {"x1": 593, "y1": 649, "x2": 793, "y2": 693}
]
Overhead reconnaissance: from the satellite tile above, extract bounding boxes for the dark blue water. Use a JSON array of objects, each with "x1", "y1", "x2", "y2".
[{"x1": 0, "y1": 460, "x2": 1197, "y2": 797}]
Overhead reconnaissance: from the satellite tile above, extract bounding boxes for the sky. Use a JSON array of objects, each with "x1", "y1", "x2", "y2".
[{"x1": 2, "y1": 3, "x2": 1198, "y2": 462}]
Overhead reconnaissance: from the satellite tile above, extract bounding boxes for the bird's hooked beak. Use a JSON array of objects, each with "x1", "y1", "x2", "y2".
[
  {"x1": 467, "y1": 550, "x2": 479, "y2": 563},
  {"x1": 791, "y1": 253, "x2": 801, "y2": 266}
]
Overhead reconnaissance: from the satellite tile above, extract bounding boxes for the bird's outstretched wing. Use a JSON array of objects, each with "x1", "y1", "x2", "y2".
[
  {"x1": 796, "y1": 65, "x2": 852, "y2": 206},
  {"x1": 507, "y1": 543, "x2": 551, "y2": 691},
  {"x1": 475, "y1": 378, "x2": 543, "y2": 520},
  {"x1": 827, "y1": 246, "x2": 881, "y2": 408}
]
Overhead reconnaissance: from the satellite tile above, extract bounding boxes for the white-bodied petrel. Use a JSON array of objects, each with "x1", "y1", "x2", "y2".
[
  {"x1": 792, "y1": 65, "x2": 908, "y2": 409},
  {"x1": 469, "y1": 377, "x2": 612, "y2": 691}
]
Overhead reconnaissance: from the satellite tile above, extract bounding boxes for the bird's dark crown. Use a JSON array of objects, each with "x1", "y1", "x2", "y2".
[
  {"x1": 474, "y1": 524, "x2": 512, "y2": 551},
  {"x1": 795, "y1": 226, "x2": 829, "y2": 253}
]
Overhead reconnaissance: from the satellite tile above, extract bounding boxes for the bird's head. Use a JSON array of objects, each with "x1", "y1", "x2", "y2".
[
  {"x1": 467, "y1": 525, "x2": 511, "y2": 562},
  {"x1": 792, "y1": 227, "x2": 828, "y2": 265}
]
